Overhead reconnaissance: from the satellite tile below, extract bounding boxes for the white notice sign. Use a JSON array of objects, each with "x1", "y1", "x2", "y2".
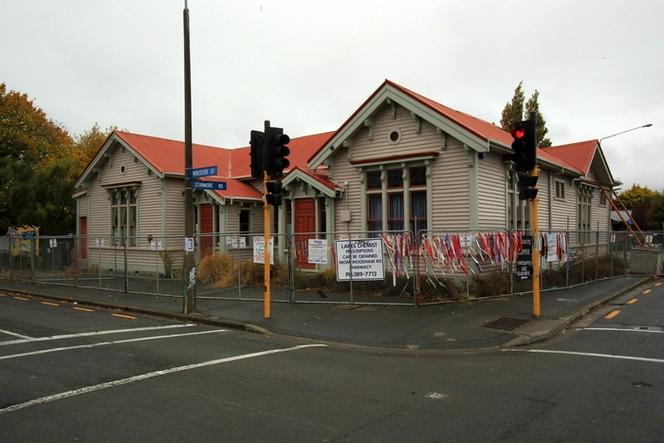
[
  {"x1": 335, "y1": 238, "x2": 385, "y2": 281},
  {"x1": 308, "y1": 239, "x2": 328, "y2": 264},
  {"x1": 253, "y1": 236, "x2": 274, "y2": 264}
]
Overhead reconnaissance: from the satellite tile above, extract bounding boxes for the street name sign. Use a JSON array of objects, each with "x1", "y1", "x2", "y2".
[
  {"x1": 189, "y1": 166, "x2": 218, "y2": 178},
  {"x1": 192, "y1": 181, "x2": 227, "y2": 191}
]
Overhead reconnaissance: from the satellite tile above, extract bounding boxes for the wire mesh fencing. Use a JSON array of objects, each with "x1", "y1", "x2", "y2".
[{"x1": 0, "y1": 229, "x2": 660, "y2": 306}]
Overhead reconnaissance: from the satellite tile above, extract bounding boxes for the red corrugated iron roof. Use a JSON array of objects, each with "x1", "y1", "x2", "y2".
[
  {"x1": 114, "y1": 130, "x2": 333, "y2": 178},
  {"x1": 387, "y1": 80, "x2": 514, "y2": 146},
  {"x1": 231, "y1": 131, "x2": 335, "y2": 178},
  {"x1": 114, "y1": 131, "x2": 229, "y2": 176},
  {"x1": 541, "y1": 139, "x2": 598, "y2": 174}
]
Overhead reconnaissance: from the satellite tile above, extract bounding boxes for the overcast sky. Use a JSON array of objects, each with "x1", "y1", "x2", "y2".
[{"x1": 2, "y1": 0, "x2": 663, "y2": 192}]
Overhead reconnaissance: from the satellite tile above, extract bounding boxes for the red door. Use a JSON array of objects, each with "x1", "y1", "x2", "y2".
[
  {"x1": 200, "y1": 205, "x2": 213, "y2": 258},
  {"x1": 80, "y1": 217, "x2": 87, "y2": 260},
  {"x1": 294, "y1": 199, "x2": 316, "y2": 269}
]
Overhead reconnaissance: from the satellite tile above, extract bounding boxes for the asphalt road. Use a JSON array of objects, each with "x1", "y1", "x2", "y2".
[{"x1": 1, "y1": 280, "x2": 664, "y2": 442}]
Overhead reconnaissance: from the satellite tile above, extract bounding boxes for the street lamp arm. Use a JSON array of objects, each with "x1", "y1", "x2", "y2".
[{"x1": 599, "y1": 123, "x2": 652, "y2": 144}]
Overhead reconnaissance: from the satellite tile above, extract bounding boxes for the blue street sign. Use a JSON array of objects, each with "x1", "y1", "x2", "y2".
[
  {"x1": 192, "y1": 181, "x2": 227, "y2": 191},
  {"x1": 189, "y1": 166, "x2": 218, "y2": 178}
]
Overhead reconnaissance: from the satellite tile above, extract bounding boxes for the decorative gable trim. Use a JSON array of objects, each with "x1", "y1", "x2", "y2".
[{"x1": 309, "y1": 81, "x2": 489, "y2": 169}]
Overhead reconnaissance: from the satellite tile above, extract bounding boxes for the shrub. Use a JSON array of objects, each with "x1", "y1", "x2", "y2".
[
  {"x1": 469, "y1": 270, "x2": 511, "y2": 298},
  {"x1": 197, "y1": 253, "x2": 234, "y2": 286}
]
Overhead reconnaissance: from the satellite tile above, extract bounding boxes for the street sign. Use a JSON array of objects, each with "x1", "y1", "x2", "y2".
[
  {"x1": 192, "y1": 181, "x2": 227, "y2": 190},
  {"x1": 189, "y1": 166, "x2": 218, "y2": 178}
]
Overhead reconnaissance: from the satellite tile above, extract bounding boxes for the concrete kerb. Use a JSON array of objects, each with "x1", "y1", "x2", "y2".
[
  {"x1": 1, "y1": 285, "x2": 265, "y2": 335},
  {"x1": 503, "y1": 275, "x2": 658, "y2": 348}
]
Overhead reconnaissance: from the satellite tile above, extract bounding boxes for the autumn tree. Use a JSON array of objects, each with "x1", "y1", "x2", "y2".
[
  {"x1": 615, "y1": 184, "x2": 662, "y2": 230},
  {"x1": 72, "y1": 123, "x2": 117, "y2": 171},
  {"x1": 0, "y1": 83, "x2": 118, "y2": 234},
  {"x1": 500, "y1": 81, "x2": 552, "y2": 147},
  {"x1": 0, "y1": 83, "x2": 74, "y2": 233},
  {"x1": 615, "y1": 184, "x2": 659, "y2": 209}
]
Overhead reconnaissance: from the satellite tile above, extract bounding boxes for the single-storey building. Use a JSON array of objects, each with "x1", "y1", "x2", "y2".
[{"x1": 74, "y1": 80, "x2": 618, "y2": 272}]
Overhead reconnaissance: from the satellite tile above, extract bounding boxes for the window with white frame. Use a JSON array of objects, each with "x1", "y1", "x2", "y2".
[
  {"x1": 507, "y1": 172, "x2": 530, "y2": 231},
  {"x1": 110, "y1": 189, "x2": 137, "y2": 246},
  {"x1": 578, "y1": 186, "x2": 593, "y2": 244},
  {"x1": 555, "y1": 180, "x2": 565, "y2": 199},
  {"x1": 366, "y1": 166, "x2": 428, "y2": 235}
]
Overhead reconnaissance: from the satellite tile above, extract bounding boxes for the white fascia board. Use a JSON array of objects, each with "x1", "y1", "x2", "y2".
[
  {"x1": 282, "y1": 170, "x2": 337, "y2": 198},
  {"x1": 388, "y1": 88, "x2": 489, "y2": 153}
]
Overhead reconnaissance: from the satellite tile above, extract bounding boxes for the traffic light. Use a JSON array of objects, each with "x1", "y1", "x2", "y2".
[
  {"x1": 264, "y1": 121, "x2": 290, "y2": 178},
  {"x1": 511, "y1": 119, "x2": 537, "y2": 172},
  {"x1": 249, "y1": 129, "x2": 265, "y2": 179},
  {"x1": 265, "y1": 180, "x2": 283, "y2": 207},
  {"x1": 518, "y1": 173, "x2": 538, "y2": 201}
]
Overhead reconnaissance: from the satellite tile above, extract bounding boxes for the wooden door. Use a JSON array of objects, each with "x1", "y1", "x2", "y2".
[
  {"x1": 80, "y1": 217, "x2": 87, "y2": 260},
  {"x1": 294, "y1": 199, "x2": 316, "y2": 269},
  {"x1": 199, "y1": 205, "x2": 213, "y2": 258}
]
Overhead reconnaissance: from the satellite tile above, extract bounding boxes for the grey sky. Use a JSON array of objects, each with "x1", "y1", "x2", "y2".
[{"x1": 2, "y1": 0, "x2": 663, "y2": 192}]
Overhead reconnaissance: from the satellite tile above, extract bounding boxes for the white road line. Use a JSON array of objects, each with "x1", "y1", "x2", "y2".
[
  {"x1": 0, "y1": 329, "x2": 228, "y2": 361},
  {"x1": 0, "y1": 324, "x2": 195, "y2": 346},
  {"x1": 0, "y1": 329, "x2": 34, "y2": 340},
  {"x1": 584, "y1": 327, "x2": 664, "y2": 334},
  {"x1": 0, "y1": 343, "x2": 326, "y2": 415},
  {"x1": 507, "y1": 348, "x2": 664, "y2": 364}
]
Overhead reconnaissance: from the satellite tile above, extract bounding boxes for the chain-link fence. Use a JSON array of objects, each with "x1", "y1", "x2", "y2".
[{"x1": 0, "y1": 229, "x2": 661, "y2": 306}]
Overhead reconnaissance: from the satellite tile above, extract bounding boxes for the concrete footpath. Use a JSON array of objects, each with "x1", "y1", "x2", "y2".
[{"x1": 0, "y1": 275, "x2": 654, "y2": 352}]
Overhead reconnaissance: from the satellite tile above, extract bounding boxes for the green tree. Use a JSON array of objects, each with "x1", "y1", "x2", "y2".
[
  {"x1": 525, "y1": 90, "x2": 552, "y2": 147},
  {"x1": 500, "y1": 81, "x2": 552, "y2": 147},
  {"x1": 500, "y1": 81, "x2": 525, "y2": 134},
  {"x1": 646, "y1": 194, "x2": 664, "y2": 230}
]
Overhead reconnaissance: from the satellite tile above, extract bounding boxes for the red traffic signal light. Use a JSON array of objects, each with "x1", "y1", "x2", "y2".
[
  {"x1": 510, "y1": 120, "x2": 537, "y2": 172},
  {"x1": 512, "y1": 127, "x2": 526, "y2": 140}
]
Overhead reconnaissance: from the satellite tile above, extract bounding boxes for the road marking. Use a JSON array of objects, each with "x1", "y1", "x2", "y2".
[
  {"x1": 0, "y1": 329, "x2": 34, "y2": 340},
  {"x1": 0, "y1": 329, "x2": 228, "y2": 361},
  {"x1": 111, "y1": 313, "x2": 137, "y2": 320},
  {"x1": 627, "y1": 298, "x2": 639, "y2": 304},
  {"x1": 0, "y1": 324, "x2": 195, "y2": 346},
  {"x1": 584, "y1": 327, "x2": 664, "y2": 334},
  {"x1": 507, "y1": 348, "x2": 664, "y2": 365},
  {"x1": 643, "y1": 289, "x2": 651, "y2": 294},
  {"x1": 655, "y1": 282, "x2": 662, "y2": 287},
  {"x1": 605, "y1": 310, "x2": 621, "y2": 319},
  {"x1": 13, "y1": 296, "x2": 29, "y2": 301},
  {"x1": 73, "y1": 307, "x2": 95, "y2": 312},
  {"x1": 0, "y1": 343, "x2": 326, "y2": 415},
  {"x1": 41, "y1": 301, "x2": 60, "y2": 307}
]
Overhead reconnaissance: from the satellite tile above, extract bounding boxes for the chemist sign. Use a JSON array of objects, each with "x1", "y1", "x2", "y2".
[{"x1": 335, "y1": 238, "x2": 385, "y2": 281}]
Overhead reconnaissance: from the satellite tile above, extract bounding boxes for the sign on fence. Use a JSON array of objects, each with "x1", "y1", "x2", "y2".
[
  {"x1": 253, "y1": 236, "x2": 274, "y2": 264},
  {"x1": 226, "y1": 236, "x2": 247, "y2": 249},
  {"x1": 308, "y1": 239, "x2": 328, "y2": 264},
  {"x1": 335, "y1": 238, "x2": 385, "y2": 281},
  {"x1": 516, "y1": 235, "x2": 533, "y2": 280}
]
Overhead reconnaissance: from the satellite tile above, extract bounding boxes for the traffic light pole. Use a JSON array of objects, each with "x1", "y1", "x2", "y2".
[
  {"x1": 529, "y1": 111, "x2": 540, "y2": 317},
  {"x1": 531, "y1": 166, "x2": 540, "y2": 316},
  {"x1": 263, "y1": 171, "x2": 271, "y2": 319}
]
